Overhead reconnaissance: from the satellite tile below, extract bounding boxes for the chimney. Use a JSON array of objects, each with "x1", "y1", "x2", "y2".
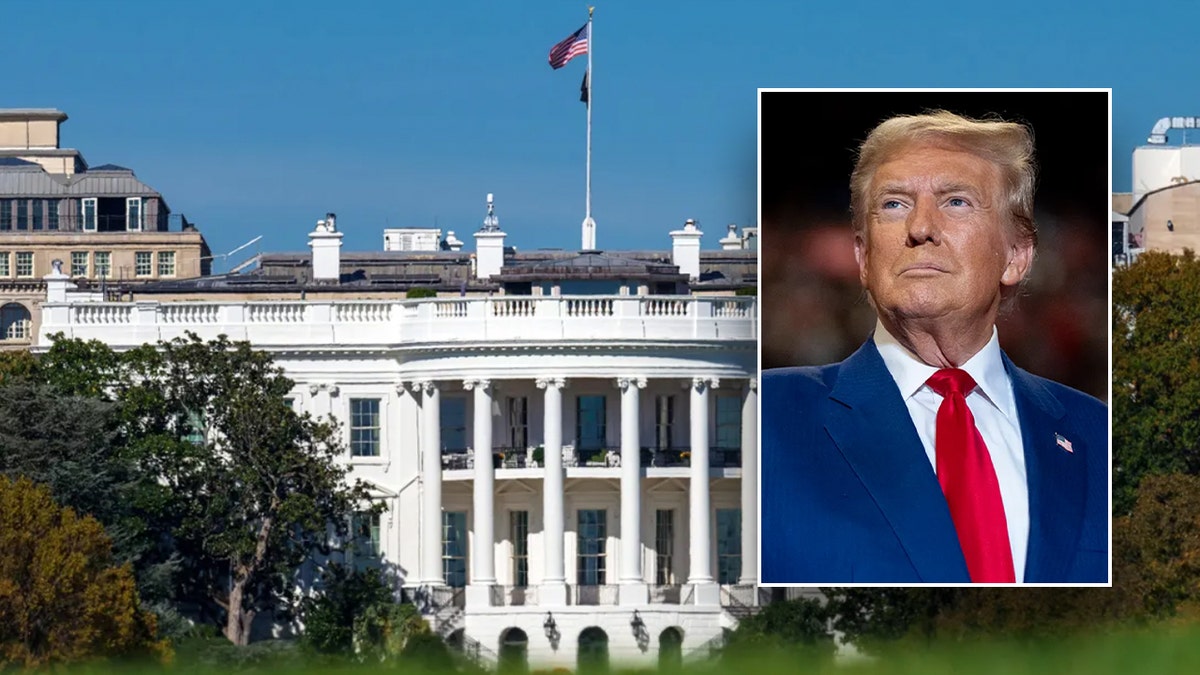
[
  {"x1": 670, "y1": 219, "x2": 703, "y2": 279},
  {"x1": 308, "y1": 212, "x2": 343, "y2": 282},
  {"x1": 474, "y1": 193, "x2": 505, "y2": 279},
  {"x1": 44, "y1": 258, "x2": 75, "y2": 303},
  {"x1": 719, "y1": 223, "x2": 742, "y2": 250}
]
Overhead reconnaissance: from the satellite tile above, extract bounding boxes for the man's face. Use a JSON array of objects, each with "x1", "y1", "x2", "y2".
[{"x1": 854, "y1": 142, "x2": 1033, "y2": 328}]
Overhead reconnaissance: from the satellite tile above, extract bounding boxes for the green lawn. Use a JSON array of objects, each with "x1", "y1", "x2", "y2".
[{"x1": 40, "y1": 623, "x2": 1200, "y2": 675}]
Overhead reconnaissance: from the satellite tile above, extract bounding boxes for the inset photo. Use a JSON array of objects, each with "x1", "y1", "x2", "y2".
[{"x1": 758, "y1": 89, "x2": 1111, "y2": 585}]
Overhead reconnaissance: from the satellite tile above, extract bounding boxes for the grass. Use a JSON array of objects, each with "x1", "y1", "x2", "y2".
[{"x1": 28, "y1": 622, "x2": 1200, "y2": 675}]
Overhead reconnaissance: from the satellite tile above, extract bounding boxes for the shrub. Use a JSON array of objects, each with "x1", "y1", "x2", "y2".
[
  {"x1": 0, "y1": 476, "x2": 169, "y2": 668},
  {"x1": 406, "y1": 287, "x2": 438, "y2": 299}
]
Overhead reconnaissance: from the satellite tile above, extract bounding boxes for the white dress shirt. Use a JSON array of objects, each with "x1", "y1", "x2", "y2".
[{"x1": 874, "y1": 321, "x2": 1029, "y2": 582}]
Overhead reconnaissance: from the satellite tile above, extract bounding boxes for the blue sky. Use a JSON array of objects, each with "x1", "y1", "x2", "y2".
[{"x1": 4, "y1": 0, "x2": 1188, "y2": 267}]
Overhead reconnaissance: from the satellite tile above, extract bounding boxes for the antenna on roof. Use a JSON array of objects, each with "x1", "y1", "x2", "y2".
[{"x1": 200, "y1": 235, "x2": 263, "y2": 274}]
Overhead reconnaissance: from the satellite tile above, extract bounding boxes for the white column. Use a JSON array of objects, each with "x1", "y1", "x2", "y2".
[
  {"x1": 537, "y1": 377, "x2": 568, "y2": 606},
  {"x1": 416, "y1": 380, "x2": 443, "y2": 586},
  {"x1": 617, "y1": 376, "x2": 648, "y2": 606},
  {"x1": 466, "y1": 379, "x2": 496, "y2": 607},
  {"x1": 688, "y1": 376, "x2": 720, "y2": 605},
  {"x1": 738, "y1": 378, "x2": 758, "y2": 587}
]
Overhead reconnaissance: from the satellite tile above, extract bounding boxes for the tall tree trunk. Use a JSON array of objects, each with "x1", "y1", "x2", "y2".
[
  {"x1": 224, "y1": 512, "x2": 275, "y2": 646},
  {"x1": 225, "y1": 576, "x2": 255, "y2": 646}
]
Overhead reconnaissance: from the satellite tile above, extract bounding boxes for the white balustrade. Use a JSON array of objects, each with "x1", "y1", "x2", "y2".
[{"x1": 39, "y1": 295, "x2": 757, "y2": 348}]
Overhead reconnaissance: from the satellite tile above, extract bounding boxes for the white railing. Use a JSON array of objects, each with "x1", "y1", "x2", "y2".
[{"x1": 39, "y1": 295, "x2": 756, "y2": 348}]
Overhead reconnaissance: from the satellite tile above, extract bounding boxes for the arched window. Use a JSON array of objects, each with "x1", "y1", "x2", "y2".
[
  {"x1": 658, "y1": 627, "x2": 684, "y2": 670},
  {"x1": 1, "y1": 303, "x2": 31, "y2": 340},
  {"x1": 498, "y1": 627, "x2": 528, "y2": 673},
  {"x1": 577, "y1": 626, "x2": 609, "y2": 673}
]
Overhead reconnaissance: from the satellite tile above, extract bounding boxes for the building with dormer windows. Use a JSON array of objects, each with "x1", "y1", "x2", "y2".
[{"x1": 0, "y1": 109, "x2": 210, "y2": 348}]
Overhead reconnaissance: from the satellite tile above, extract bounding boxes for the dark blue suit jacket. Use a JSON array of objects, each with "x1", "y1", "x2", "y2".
[{"x1": 761, "y1": 339, "x2": 1109, "y2": 584}]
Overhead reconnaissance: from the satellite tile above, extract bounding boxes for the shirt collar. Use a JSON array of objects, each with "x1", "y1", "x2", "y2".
[{"x1": 873, "y1": 320, "x2": 1017, "y2": 421}]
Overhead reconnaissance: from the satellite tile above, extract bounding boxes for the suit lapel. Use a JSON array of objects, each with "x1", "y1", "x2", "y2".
[
  {"x1": 824, "y1": 340, "x2": 970, "y2": 582},
  {"x1": 1005, "y1": 356, "x2": 1086, "y2": 583}
]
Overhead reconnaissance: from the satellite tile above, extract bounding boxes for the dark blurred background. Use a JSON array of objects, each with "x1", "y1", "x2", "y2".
[{"x1": 760, "y1": 91, "x2": 1109, "y2": 400}]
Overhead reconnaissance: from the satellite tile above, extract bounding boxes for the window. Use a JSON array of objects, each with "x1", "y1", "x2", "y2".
[
  {"x1": 135, "y1": 251, "x2": 152, "y2": 277},
  {"x1": 94, "y1": 252, "x2": 111, "y2": 279},
  {"x1": 507, "y1": 397, "x2": 528, "y2": 449},
  {"x1": 82, "y1": 198, "x2": 97, "y2": 231},
  {"x1": 511, "y1": 510, "x2": 529, "y2": 587},
  {"x1": 655, "y1": 395, "x2": 675, "y2": 450},
  {"x1": 716, "y1": 508, "x2": 741, "y2": 584},
  {"x1": 126, "y1": 197, "x2": 142, "y2": 231},
  {"x1": 70, "y1": 252, "x2": 89, "y2": 278},
  {"x1": 15, "y1": 252, "x2": 33, "y2": 278},
  {"x1": 31, "y1": 200, "x2": 42, "y2": 231},
  {"x1": 715, "y1": 395, "x2": 742, "y2": 449},
  {"x1": 655, "y1": 509, "x2": 674, "y2": 585},
  {"x1": 576, "y1": 395, "x2": 606, "y2": 450},
  {"x1": 0, "y1": 253, "x2": 9, "y2": 277},
  {"x1": 0, "y1": 200, "x2": 10, "y2": 230},
  {"x1": 441, "y1": 396, "x2": 467, "y2": 451},
  {"x1": 1, "y1": 303, "x2": 31, "y2": 340},
  {"x1": 46, "y1": 200, "x2": 58, "y2": 230},
  {"x1": 158, "y1": 251, "x2": 176, "y2": 277},
  {"x1": 352, "y1": 511, "x2": 382, "y2": 560},
  {"x1": 442, "y1": 511, "x2": 467, "y2": 587},
  {"x1": 16, "y1": 200, "x2": 27, "y2": 230},
  {"x1": 183, "y1": 408, "x2": 205, "y2": 445},
  {"x1": 576, "y1": 509, "x2": 607, "y2": 586},
  {"x1": 349, "y1": 398, "x2": 381, "y2": 457}
]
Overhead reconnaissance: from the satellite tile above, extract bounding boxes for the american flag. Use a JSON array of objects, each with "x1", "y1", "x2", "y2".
[
  {"x1": 1055, "y1": 433, "x2": 1074, "y2": 453},
  {"x1": 549, "y1": 23, "x2": 589, "y2": 69}
]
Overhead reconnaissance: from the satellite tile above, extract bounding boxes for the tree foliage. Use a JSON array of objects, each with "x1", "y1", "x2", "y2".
[
  {"x1": 28, "y1": 332, "x2": 373, "y2": 646},
  {"x1": 1112, "y1": 250, "x2": 1200, "y2": 513},
  {"x1": 725, "y1": 596, "x2": 835, "y2": 664},
  {"x1": 0, "y1": 476, "x2": 168, "y2": 668}
]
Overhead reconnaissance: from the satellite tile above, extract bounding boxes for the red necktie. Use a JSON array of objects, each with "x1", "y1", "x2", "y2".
[{"x1": 926, "y1": 368, "x2": 1015, "y2": 583}]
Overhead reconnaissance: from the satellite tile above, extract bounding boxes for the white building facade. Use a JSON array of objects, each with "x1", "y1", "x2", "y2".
[{"x1": 37, "y1": 232, "x2": 761, "y2": 669}]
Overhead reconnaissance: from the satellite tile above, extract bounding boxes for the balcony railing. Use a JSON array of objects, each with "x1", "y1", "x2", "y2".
[
  {"x1": 646, "y1": 447, "x2": 742, "y2": 468},
  {"x1": 568, "y1": 447, "x2": 621, "y2": 468},
  {"x1": 41, "y1": 295, "x2": 757, "y2": 348},
  {"x1": 440, "y1": 446, "x2": 743, "y2": 471}
]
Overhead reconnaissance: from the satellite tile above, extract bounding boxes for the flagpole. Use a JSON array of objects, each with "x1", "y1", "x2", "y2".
[{"x1": 582, "y1": 6, "x2": 596, "y2": 251}]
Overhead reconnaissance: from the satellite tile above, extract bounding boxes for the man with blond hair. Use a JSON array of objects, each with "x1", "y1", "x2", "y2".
[{"x1": 761, "y1": 111, "x2": 1108, "y2": 584}]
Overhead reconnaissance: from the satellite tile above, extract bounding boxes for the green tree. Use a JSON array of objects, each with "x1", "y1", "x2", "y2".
[
  {"x1": 1112, "y1": 250, "x2": 1200, "y2": 513},
  {"x1": 301, "y1": 564, "x2": 404, "y2": 656},
  {"x1": 0, "y1": 476, "x2": 168, "y2": 668},
  {"x1": 114, "y1": 333, "x2": 372, "y2": 646},
  {"x1": 725, "y1": 596, "x2": 835, "y2": 664},
  {"x1": 37, "y1": 333, "x2": 374, "y2": 646},
  {"x1": 0, "y1": 367, "x2": 184, "y2": 631}
]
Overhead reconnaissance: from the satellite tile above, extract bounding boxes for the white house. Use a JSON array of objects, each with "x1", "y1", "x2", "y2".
[{"x1": 37, "y1": 202, "x2": 761, "y2": 670}]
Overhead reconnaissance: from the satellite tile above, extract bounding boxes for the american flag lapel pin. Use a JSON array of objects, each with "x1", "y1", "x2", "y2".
[{"x1": 1055, "y1": 433, "x2": 1074, "y2": 453}]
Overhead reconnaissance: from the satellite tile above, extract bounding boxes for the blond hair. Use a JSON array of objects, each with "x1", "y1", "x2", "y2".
[{"x1": 849, "y1": 110, "x2": 1037, "y2": 249}]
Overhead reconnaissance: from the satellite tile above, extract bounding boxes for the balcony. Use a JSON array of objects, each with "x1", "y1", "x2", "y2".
[
  {"x1": 441, "y1": 446, "x2": 742, "y2": 472},
  {"x1": 40, "y1": 295, "x2": 757, "y2": 349}
]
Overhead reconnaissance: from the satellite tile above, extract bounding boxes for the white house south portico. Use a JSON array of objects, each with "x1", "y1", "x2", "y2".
[{"x1": 37, "y1": 203, "x2": 760, "y2": 669}]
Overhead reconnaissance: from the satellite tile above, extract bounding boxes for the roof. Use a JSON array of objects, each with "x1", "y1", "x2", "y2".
[
  {"x1": 0, "y1": 161, "x2": 162, "y2": 198},
  {"x1": 497, "y1": 250, "x2": 685, "y2": 281},
  {"x1": 0, "y1": 109, "x2": 67, "y2": 122},
  {"x1": 135, "y1": 247, "x2": 757, "y2": 295},
  {"x1": 0, "y1": 157, "x2": 38, "y2": 167}
]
